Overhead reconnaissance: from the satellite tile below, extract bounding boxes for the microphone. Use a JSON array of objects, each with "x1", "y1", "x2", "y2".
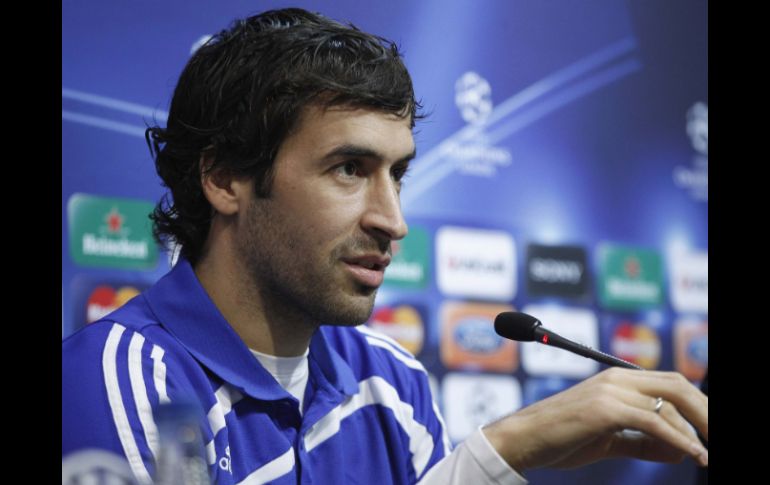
[{"x1": 494, "y1": 312, "x2": 643, "y2": 370}]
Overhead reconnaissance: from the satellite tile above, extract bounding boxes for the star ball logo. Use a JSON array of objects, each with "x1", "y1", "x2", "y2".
[
  {"x1": 62, "y1": 450, "x2": 136, "y2": 485},
  {"x1": 68, "y1": 193, "x2": 158, "y2": 269},
  {"x1": 448, "y1": 71, "x2": 512, "y2": 177},
  {"x1": 674, "y1": 101, "x2": 708, "y2": 201},
  {"x1": 455, "y1": 71, "x2": 492, "y2": 125},
  {"x1": 366, "y1": 305, "x2": 425, "y2": 356},
  {"x1": 609, "y1": 320, "x2": 661, "y2": 370},
  {"x1": 441, "y1": 372, "x2": 521, "y2": 443}
]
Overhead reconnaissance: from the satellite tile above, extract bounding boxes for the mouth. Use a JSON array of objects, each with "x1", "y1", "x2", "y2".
[{"x1": 342, "y1": 255, "x2": 391, "y2": 288}]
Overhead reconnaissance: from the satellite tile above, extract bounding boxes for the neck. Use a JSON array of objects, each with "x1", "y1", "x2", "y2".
[{"x1": 194, "y1": 231, "x2": 316, "y2": 357}]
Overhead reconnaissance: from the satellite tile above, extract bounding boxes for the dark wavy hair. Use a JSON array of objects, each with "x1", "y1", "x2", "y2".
[{"x1": 146, "y1": 8, "x2": 422, "y2": 264}]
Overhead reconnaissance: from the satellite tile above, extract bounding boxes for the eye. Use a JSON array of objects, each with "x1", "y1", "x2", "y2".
[
  {"x1": 391, "y1": 163, "x2": 411, "y2": 183},
  {"x1": 335, "y1": 161, "x2": 360, "y2": 178}
]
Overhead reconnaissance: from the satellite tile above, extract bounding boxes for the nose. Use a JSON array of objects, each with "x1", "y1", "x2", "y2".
[{"x1": 361, "y1": 173, "x2": 409, "y2": 243}]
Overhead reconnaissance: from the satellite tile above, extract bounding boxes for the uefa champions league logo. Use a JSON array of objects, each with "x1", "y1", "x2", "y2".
[
  {"x1": 62, "y1": 450, "x2": 138, "y2": 484},
  {"x1": 446, "y1": 71, "x2": 511, "y2": 177},
  {"x1": 673, "y1": 101, "x2": 708, "y2": 202},
  {"x1": 455, "y1": 71, "x2": 493, "y2": 125}
]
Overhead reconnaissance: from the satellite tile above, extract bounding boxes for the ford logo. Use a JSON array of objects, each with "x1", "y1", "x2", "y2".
[
  {"x1": 454, "y1": 318, "x2": 502, "y2": 353},
  {"x1": 686, "y1": 335, "x2": 708, "y2": 365}
]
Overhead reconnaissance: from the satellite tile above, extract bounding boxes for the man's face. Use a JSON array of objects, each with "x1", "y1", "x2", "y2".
[{"x1": 236, "y1": 104, "x2": 415, "y2": 327}]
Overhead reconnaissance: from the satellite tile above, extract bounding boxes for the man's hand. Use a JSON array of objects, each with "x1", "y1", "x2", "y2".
[{"x1": 481, "y1": 367, "x2": 708, "y2": 472}]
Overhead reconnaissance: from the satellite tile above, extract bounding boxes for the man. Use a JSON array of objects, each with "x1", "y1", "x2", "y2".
[{"x1": 62, "y1": 8, "x2": 708, "y2": 484}]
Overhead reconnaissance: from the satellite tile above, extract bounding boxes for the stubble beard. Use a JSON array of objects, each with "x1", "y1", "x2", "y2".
[{"x1": 240, "y1": 200, "x2": 379, "y2": 329}]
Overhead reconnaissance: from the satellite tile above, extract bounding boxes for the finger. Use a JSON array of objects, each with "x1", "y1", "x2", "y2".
[
  {"x1": 611, "y1": 430, "x2": 690, "y2": 464},
  {"x1": 613, "y1": 389, "x2": 705, "y2": 464},
  {"x1": 599, "y1": 368, "x2": 708, "y2": 441},
  {"x1": 609, "y1": 392, "x2": 709, "y2": 467},
  {"x1": 638, "y1": 393, "x2": 700, "y2": 443},
  {"x1": 656, "y1": 397, "x2": 701, "y2": 442}
]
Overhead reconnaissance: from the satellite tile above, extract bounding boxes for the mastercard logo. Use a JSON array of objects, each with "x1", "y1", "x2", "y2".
[
  {"x1": 367, "y1": 305, "x2": 425, "y2": 355},
  {"x1": 86, "y1": 285, "x2": 141, "y2": 323},
  {"x1": 610, "y1": 321, "x2": 661, "y2": 369}
]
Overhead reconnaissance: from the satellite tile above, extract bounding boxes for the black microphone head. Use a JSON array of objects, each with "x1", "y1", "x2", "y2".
[{"x1": 494, "y1": 312, "x2": 542, "y2": 342}]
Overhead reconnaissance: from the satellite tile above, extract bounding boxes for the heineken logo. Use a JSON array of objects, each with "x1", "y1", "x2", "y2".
[
  {"x1": 106, "y1": 208, "x2": 124, "y2": 234},
  {"x1": 82, "y1": 234, "x2": 149, "y2": 259},
  {"x1": 598, "y1": 244, "x2": 663, "y2": 310},
  {"x1": 384, "y1": 225, "x2": 430, "y2": 289},
  {"x1": 68, "y1": 193, "x2": 158, "y2": 270}
]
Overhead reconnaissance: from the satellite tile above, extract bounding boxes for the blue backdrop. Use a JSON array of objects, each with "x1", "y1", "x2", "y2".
[{"x1": 62, "y1": 1, "x2": 708, "y2": 483}]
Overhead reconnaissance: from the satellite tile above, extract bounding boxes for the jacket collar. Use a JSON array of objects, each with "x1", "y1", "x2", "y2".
[{"x1": 144, "y1": 257, "x2": 358, "y2": 400}]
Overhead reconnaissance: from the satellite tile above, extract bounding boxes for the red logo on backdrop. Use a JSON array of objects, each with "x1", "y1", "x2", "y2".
[
  {"x1": 367, "y1": 305, "x2": 425, "y2": 355},
  {"x1": 624, "y1": 257, "x2": 641, "y2": 279},
  {"x1": 86, "y1": 285, "x2": 140, "y2": 323},
  {"x1": 610, "y1": 321, "x2": 661, "y2": 369},
  {"x1": 105, "y1": 208, "x2": 124, "y2": 233}
]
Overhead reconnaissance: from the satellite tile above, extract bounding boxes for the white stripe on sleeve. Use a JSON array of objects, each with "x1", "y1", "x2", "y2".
[
  {"x1": 150, "y1": 345, "x2": 170, "y2": 404},
  {"x1": 128, "y1": 334, "x2": 161, "y2": 464},
  {"x1": 102, "y1": 324, "x2": 153, "y2": 485}
]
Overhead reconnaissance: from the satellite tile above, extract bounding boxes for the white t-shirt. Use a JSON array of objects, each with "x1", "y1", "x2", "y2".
[{"x1": 250, "y1": 347, "x2": 310, "y2": 415}]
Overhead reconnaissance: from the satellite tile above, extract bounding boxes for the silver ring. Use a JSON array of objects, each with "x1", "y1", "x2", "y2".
[{"x1": 653, "y1": 397, "x2": 664, "y2": 414}]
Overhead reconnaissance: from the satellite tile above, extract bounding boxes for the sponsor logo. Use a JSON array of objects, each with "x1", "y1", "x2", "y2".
[
  {"x1": 674, "y1": 101, "x2": 708, "y2": 201},
  {"x1": 450, "y1": 71, "x2": 512, "y2": 177},
  {"x1": 670, "y1": 250, "x2": 708, "y2": 313},
  {"x1": 62, "y1": 449, "x2": 136, "y2": 484},
  {"x1": 440, "y1": 302, "x2": 517, "y2": 372},
  {"x1": 526, "y1": 244, "x2": 589, "y2": 298},
  {"x1": 610, "y1": 320, "x2": 661, "y2": 370},
  {"x1": 86, "y1": 285, "x2": 141, "y2": 323},
  {"x1": 68, "y1": 193, "x2": 158, "y2": 269},
  {"x1": 455, "y1": 71, "x2": 492, "y2": 125},
  {"x1": 674, "y1": 317, "x2": 708, "y2": 380},
  {"x1": 598, "y1": 244, "x2": 663, "y2": 310},
  {"x1": 366, "y1": 304, "x2": 425, "y2": 355},
  {"x1": 453, "y1": 319, "x2": 503, "y2": 353},
  {"x1": 436, "y1": 226, "x2": 516, "y2": 301},
  {"x1": 441, "y1": 372, "x2": 522, "y2": 443},
  {"x1": 384, "y1": 226, "x2": 430, "y2": 289},
  {"x1": 520, "y1": 305, "x2": 599, "y2": 378},
  {"x1": 69, "y1": 276, "x2": 149, "y2": 334},
  {"x1": 219, "y1": 446, "x2": 232, "y2": 473}
]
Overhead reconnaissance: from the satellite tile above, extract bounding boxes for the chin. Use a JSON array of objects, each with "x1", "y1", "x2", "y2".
[{"x1": 325, "y1": 294, "x2": 376, "y2": 327}]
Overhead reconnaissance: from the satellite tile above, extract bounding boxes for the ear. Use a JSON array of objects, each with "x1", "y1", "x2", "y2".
[{"x1": 199, "y1": 153, "x2": 251, "y2": 216}]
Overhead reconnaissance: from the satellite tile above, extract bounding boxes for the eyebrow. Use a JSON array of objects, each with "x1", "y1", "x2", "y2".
[{"x1": 321, "y1": 144, "x2": 417, "y2": 166}]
